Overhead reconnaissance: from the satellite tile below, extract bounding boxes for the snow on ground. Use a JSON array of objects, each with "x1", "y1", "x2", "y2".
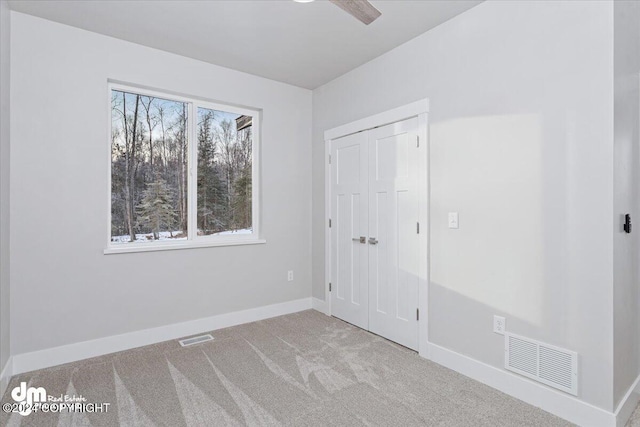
[
  {"x1": 111, "y1": 230, "x2": 185, "y2": 244},
  {"x1": 211, "y1": 229, "x2": 252, "y2": 236},
  {"x1": 111, "y1": 228, "x2": 252, "y2": 244}
]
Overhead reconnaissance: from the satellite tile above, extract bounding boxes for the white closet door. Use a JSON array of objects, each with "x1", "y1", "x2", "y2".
[
  {"x1": 331, "y1": 131, "x2": 369, "y2": 329},
  {"x1": 367, "y1": 117, "x2": 420, "y2": 350}
]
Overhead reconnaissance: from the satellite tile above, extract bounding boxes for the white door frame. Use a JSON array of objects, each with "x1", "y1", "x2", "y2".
[{"x1": 324, "y1": 99, "x2": 430, "y2": 358}]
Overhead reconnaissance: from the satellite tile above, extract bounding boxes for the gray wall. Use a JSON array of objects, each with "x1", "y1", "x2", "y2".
[
  {"x1": 10, "y1": 12, "x2": 312, "y2": 355},
  {"x1": 312, "y1": 1, "x2": 615, "y2": 410},
  {"x1": 613, "y1": 0, "x2": 640, "y2": 408},
  {"x1": 0, "y1": 0, "x2": 10, "y2": 378}
]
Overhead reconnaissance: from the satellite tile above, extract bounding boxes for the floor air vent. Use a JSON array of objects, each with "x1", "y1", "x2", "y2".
[
  {"x1": 505, "y1": 332, "x2": 578, "y2": 396},
  {"x1": 179, "y1": 334, "x2": 214, "y2": 347}
]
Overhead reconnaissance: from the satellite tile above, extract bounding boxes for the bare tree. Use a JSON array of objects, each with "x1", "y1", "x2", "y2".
[
  {"x1": 174, "y1": 103, "x2": 188, "y2": 234},
  {"x1": 157, "y1": 104, "x2": 168, "y2": 169},
  {"x1": 141, "y1": 97, "x2": 157, "y2": 174},
  {"x1": 117, "y1": 92, "x2": 141, "y2": 242}
]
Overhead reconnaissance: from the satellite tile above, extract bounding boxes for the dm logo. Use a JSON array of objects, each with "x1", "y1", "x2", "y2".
[{"x1": 11, "y1": 382, "x2": 46, "y2": 416}]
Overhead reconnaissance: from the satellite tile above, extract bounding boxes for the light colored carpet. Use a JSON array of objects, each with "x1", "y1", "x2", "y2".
[
  {"x1": 0, "y1": 310, "x2": 576, "y2": 426},
  {"x1": 629, "y1": 404, "x2": 640, "y2": 427}
]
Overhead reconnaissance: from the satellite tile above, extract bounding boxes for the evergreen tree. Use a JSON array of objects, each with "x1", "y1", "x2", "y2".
[
  {"x1": 232, "y1": 167, "x2": 252, "y2": 230},
  {"x1": 197, "y1": 110, "x2": 228, "y2": 234},
  {"x1": 136, "y1": 177, "x2": 177, "y2": 240}
]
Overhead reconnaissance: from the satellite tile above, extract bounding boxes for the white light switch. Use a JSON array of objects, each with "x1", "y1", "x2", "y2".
[{"x1": 448, "y1": 212, "x2": 459, "y2": 229}]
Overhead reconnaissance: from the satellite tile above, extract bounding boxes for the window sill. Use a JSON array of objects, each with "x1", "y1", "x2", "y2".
[{"x1": 104, "y1": 238, "x2": 267, "y2": 255}]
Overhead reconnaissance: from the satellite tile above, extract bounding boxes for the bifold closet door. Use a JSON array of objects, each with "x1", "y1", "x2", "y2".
[
  {"x1": 331, "y1": 131, "x2": 369, "y2": 330},
  {"x1": 330, "y1": 117, "x2": 420, "y2": 350},
  {"x1": 367, "y1": 118, "x2": 420, "y2": 350}
]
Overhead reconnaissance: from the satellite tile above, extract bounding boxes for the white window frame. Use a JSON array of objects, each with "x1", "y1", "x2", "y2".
[{"x1": 105, "y1": 82, "x2": 264, "y2": 254}]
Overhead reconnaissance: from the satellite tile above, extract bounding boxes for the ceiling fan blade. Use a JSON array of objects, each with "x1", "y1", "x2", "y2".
[{"x1": 329, "y1": 0, "x2": 382, "y2": 25}]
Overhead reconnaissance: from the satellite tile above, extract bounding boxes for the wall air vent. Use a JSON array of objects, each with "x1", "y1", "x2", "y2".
[
  {"x1": 179, "y1": 334, "x2": 214, "y2": 347},
  {"x1": 505, "y1": 332, "x2": 578, "y2": 396}
]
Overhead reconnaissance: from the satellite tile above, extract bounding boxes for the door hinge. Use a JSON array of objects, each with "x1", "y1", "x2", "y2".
[
  {"x1": 329, "y1": 154, "x2": 331, "y2": 164},
  {"x1": 416, "y1": 308, "x2": 419, "y2": 321},
  {"x1": 417, "y1": 222, "x2": 420, "y2": 234},
  {"x1": 329, "y1": 218, "x2": 332, "y2": 228},
  {"x1": 416, "y1": 136, "x2": 420, "y2": 148},
  {"x1": 329, "y1": 283, "x2": 332, "y2": 292}
]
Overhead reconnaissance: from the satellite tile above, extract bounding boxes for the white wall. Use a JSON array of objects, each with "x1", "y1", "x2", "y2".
[
  {"x1": 613, "y1": 0, "x2": 640, "y2": 408},
  {"x1": 10, "y1": 12, "x2": 312, "y2": 355},
  {"x1": 312, "y1": 0, "x2": 615, "y2": 411},
  {"x1": 0, "y1": 0, "x2": 10, "y2": 378}
]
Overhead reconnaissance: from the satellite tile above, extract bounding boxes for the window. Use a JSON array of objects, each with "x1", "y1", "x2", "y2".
[{"x1": 108, "y1": 84, "x2": 261, "y2": 253}]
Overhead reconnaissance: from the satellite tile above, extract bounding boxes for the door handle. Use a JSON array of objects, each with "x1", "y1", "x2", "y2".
[
  {"x1": 352, "y1": 236, "x2": 366, "y2": 244},
  {"x1": 368, "y1": 237, "x2": 379, "y2": 245}
]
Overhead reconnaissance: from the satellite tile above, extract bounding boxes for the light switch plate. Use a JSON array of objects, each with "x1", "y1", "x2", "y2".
[{"x1": 448, "y1": 212, "x2": 459, "y2": 229}]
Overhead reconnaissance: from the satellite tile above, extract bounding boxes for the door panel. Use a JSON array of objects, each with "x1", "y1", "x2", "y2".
[
  {"x1": 331, "y1": 132, "x2": 368, "y2": 329},
  {"x1": 368, "y1": 117, "x2": 419, "y2": 350},
  {"x1": 371, "y1": 191, "x2": 388, "y2": 315}
]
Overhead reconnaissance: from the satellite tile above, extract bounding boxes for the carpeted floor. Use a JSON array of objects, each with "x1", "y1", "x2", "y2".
[
  {"x1": 630, "y1": 405, "x2": 640, "y2": 427},
  {"x1": 0, "y1": 309, "x2": 611, "y2": 426}
]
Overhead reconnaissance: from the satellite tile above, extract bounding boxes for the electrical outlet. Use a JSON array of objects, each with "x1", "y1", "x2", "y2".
[
  {"x1": 287, "y1": 271, "x2": 294, "y2": 282},
  {"x1": 448, "y1": 212, "x2": 459, "y2": 229},
  {"x1": 493, "y1": 315, "x2": 506, "y2": 335}
]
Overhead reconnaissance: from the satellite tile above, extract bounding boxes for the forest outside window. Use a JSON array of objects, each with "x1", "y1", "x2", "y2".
[{"x1": 107, "y1": 84, "x2": 261, "y2": 253}]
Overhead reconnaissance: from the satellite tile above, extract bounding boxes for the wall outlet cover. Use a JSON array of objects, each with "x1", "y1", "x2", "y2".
[{"x1": 493, "y1": 315, "x2": 506, "y2": 335}]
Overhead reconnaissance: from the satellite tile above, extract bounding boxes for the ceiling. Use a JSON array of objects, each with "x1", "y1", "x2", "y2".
[{"x1": 9, "y1": 0, "x2": 482, "y2": 89}]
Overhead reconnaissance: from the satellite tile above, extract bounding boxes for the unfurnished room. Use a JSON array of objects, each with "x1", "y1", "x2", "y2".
[{"x1": 0, "y1": 0, "x2": 639, "y2": 426}]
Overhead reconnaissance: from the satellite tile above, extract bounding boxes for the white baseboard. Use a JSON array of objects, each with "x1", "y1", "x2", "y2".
[
  {"x1": 12, "y1": 297, "x2": 312, "y2": 375},
  {"x1": 312, "y1": 297, "x2": 329, "y2": 315},
  {"x1": 0, "y1": 357, "x2": 12, "y2": 398},
  {"x1": 615, "y1": 373, "x2": 640, "y2": 427},
  {"x1": 427, "y1": 342, "x2": 615, "y2": 427}
]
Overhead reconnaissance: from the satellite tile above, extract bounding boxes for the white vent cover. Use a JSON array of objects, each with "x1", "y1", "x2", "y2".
[
  {"x1": 179, "y1": 334, "x2": 214, "y2": 347},
  {"x1": 505, "y1": 332, "x2": 578, "y2": 396}
]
